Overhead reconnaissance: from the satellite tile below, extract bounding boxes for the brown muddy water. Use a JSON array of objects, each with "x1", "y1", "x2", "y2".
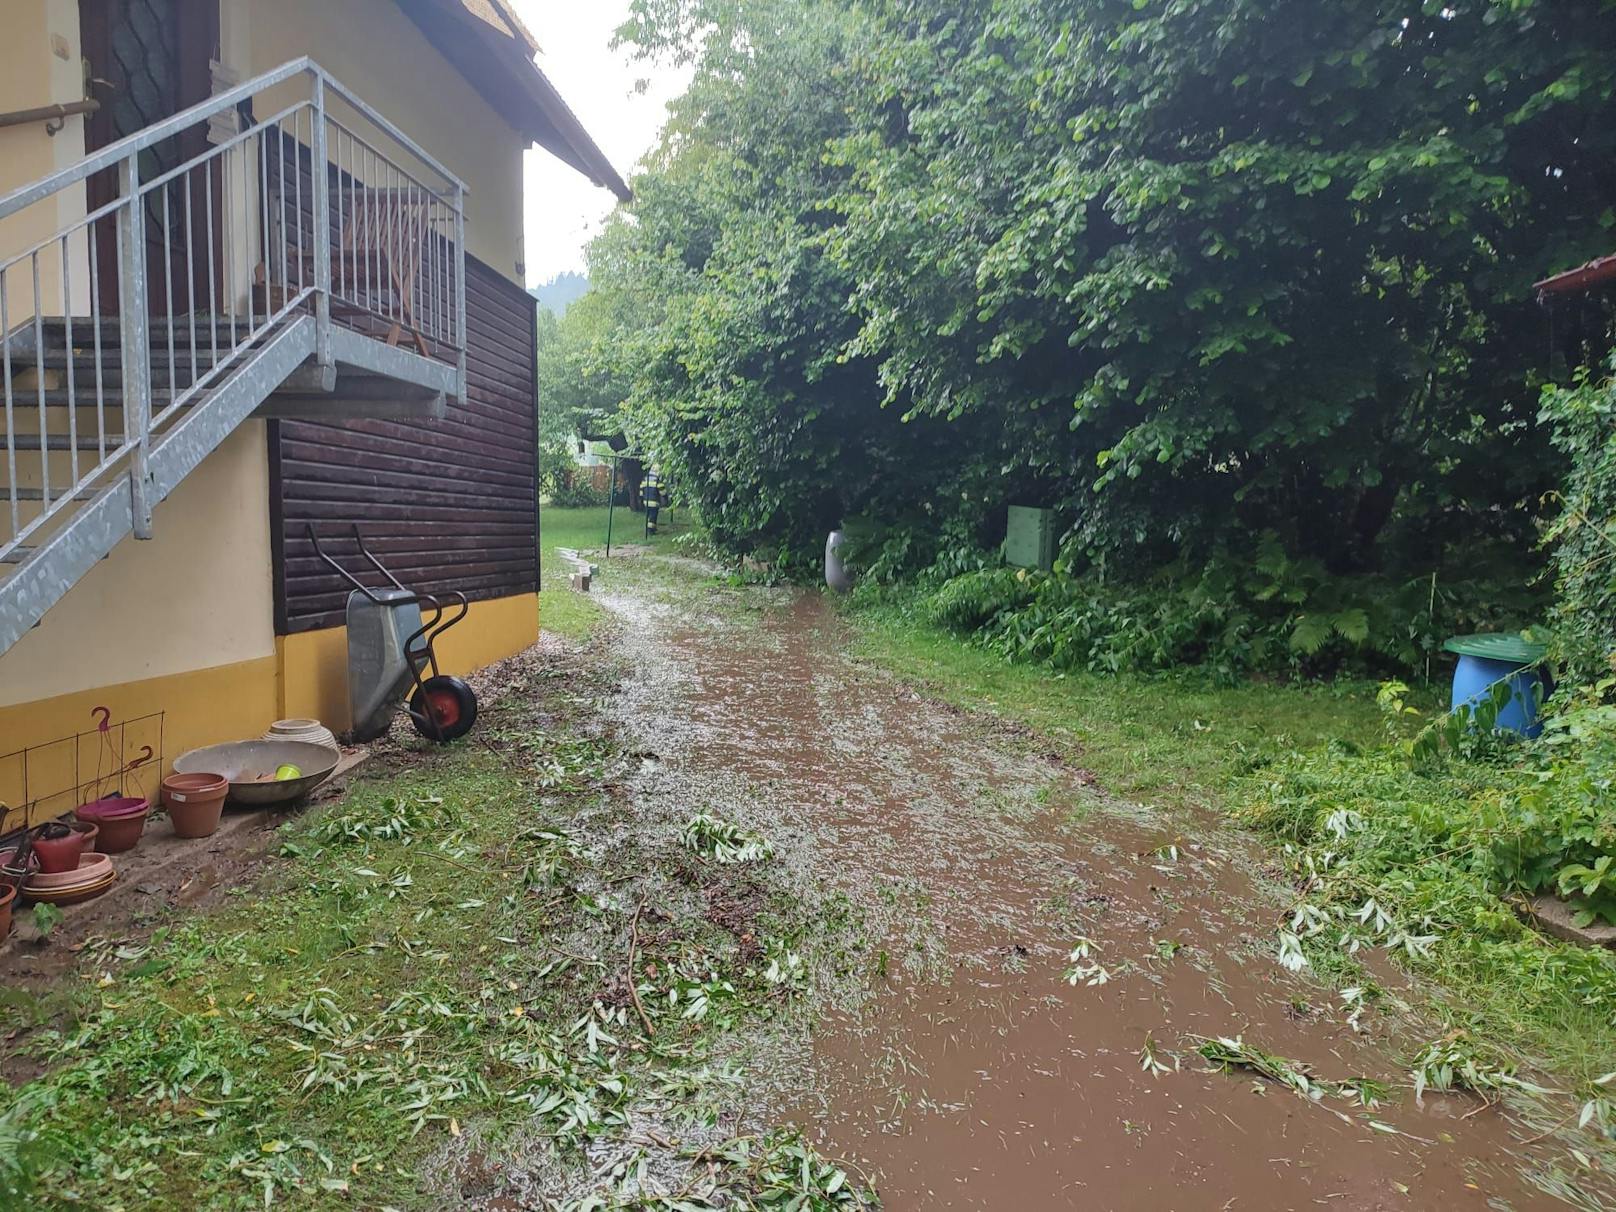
[{"x1": 601, "y1": 574, "x2": 1582, "y2": 1211}]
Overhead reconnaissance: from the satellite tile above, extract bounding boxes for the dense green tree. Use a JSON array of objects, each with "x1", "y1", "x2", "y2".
[
  {"x1": 577, "y1": 0, "x2": 1616, "y2": 576},
  {"x1": 829, "y1": 0, "x2": 1616, "y2": 569}
]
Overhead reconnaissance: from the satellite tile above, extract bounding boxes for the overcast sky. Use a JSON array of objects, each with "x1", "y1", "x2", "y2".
[{"x1": 513, "y1": 1, "x2": 691, "y2": 287}]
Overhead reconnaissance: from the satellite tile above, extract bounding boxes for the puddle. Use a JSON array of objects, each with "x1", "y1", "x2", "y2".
[{"x1": 600, "y1": 581, "x2": 1584, "y2": 1210}]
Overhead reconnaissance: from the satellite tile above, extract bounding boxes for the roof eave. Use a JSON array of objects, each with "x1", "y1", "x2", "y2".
[
  {"x1": 1535, "y1": 253, "x2": 1616, "y2": 299},
  {"x1": 397, "y1": 0, "x2": 631, "y2": 203}
]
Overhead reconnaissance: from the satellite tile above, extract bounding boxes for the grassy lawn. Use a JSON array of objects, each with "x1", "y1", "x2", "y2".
[
  {"x1": 539, "y1": 504, "x2": 690, "y2": 641},
  {"x1": 0, "y1": 647, "x2": 866, "y2": 1209},
  {"x1": 844, "y1": 593, "x2": 1389, "y2": 816}
]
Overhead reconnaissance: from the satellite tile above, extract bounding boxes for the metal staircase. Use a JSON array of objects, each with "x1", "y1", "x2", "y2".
[{"x1": 0, "y1": 59, "x2": 468, "y2": 656}]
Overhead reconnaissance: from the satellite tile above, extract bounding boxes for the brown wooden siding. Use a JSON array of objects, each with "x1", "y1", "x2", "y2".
[{"x1": 269, "y1": 255, "x2": 538, "y2": 633}]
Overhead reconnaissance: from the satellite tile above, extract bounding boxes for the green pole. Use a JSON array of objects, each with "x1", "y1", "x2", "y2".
[{"x1": 605, "y1": 458, "x2": 617, "y2": 558}]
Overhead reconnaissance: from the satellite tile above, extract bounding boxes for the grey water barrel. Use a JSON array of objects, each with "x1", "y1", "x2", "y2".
[{"x1": 825, "y1": 529, "x2": 853, "y2": 594}]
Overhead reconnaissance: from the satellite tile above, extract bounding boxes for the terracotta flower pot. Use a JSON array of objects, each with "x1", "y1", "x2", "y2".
[
  {"x1": 161, "y1": 772, "x2": 229, "y2": 839},
  {"x1": 31, "y1": 827, "x2": 86, "y2": 874},
  {"x1": 0, "y1": 884, "x2": 14, "y2": 941},
  {"x1": 76, "y1": 797, "x2": 150, "y2": 853}
]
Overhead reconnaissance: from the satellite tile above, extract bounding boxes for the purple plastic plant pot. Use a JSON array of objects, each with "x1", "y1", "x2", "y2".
[
  {"x1": 75, "y1": 799, "x2": 150, "y2": 853},
  {"x1": 74, "y1": 796, "x2": 151, "y2": 822}
]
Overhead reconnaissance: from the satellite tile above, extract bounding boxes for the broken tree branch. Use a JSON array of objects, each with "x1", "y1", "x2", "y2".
[{"x1": 627, "y1": 898, "x2": 655, "y2": 1039}]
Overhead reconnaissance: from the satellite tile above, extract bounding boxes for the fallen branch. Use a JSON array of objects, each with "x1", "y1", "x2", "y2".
[
  {"x1": 627, "y1": 898, "x2": 655, "y2": 1039},
  {"x1": 412, "y1": 848, "x2": 485, "y2": 876}
]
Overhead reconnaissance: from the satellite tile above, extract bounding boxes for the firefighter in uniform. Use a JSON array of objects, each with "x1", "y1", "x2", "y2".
[{"x1": 643, "y1": 465, "x2": 664, "y2": 536}]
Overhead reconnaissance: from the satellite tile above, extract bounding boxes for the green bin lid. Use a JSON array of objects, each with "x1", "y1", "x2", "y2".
[{"x1": 1443, "y1": 632, "x2": 1547, "y2": 663}]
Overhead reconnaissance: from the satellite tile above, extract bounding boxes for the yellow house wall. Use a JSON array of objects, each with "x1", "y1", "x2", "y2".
[
  {"x1": 0, "y1": 0, "x2": 91, "y2": 316},
  {"x1": 0, "y1": 422, "x2": 278, "y2": 708},
  {"x1": 220, "y1": 0, "x2": 529, "y2": 284},
  {"x1": 0, "y1": 590, "x2": 537, "y2": 832},
  {"x1": 276, "y1": 591, "x2": 538, "y2": 729}
]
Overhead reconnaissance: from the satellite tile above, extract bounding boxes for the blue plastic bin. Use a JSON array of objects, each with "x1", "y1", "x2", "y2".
[{"x1": 1444, "y1": 633, "x2": 1549, "y2": 739}]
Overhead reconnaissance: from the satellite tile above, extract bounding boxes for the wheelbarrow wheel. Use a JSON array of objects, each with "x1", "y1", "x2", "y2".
[{"x1": 410, "y1": 675, "x2": 478, "y2": 742}]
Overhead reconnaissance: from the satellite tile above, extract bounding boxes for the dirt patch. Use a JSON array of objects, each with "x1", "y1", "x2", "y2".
[
  {"x1": 595, "y1": 572, "x2": 1587, "y2": 1210},
  {"x1": 702, "y1": 877, "x2": 767, "y2": 963}
]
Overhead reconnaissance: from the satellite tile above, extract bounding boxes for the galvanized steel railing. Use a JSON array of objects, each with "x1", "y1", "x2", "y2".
[{"x1": 0, "y1": 58, "x2": 467, "y2": 570}]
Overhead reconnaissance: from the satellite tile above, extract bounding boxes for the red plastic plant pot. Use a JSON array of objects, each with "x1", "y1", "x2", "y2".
[
  {"x1": 31, "y1": 827, "x2": 86, "y2": 874},
  {"x1": 80, "y1": 802, "x2": 150, "y2": 854}
]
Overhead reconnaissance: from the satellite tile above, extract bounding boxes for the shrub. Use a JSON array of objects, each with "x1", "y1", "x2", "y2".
[
  {"x1": 548, "y1": 469, "x2": 611, "y2": 509},
  {"x1": 1542, "y1": 356, "x2": 1616, "y2": 693},
  {"x1": 924, "y1": 567, "x2": 1034, "y2": 632},
  {"x1": 923, "y1": 536, "x2": 1540, "y2": 682},
  {"x1": 1234, "y1": 698, "x2": 1616, "y2": 1071}
]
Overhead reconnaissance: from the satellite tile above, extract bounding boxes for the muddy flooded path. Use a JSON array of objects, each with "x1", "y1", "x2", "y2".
[{"x1": 599, "y1": 571, "x2": 1574, "y2": 1210}]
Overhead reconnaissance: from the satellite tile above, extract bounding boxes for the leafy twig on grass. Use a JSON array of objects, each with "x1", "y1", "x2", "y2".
[
  {"x1": 681, "y1": 813, "x2": 772, "y2": 864},
  {"x1": 1408, "y1": 1033, "x2": 1559, "y2": 1107}
]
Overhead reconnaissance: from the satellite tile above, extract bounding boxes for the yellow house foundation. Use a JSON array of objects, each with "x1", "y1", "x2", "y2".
[
  {"x1": 0, "y1": 591, "x2": 538, "y2": 828},
  {"x1": 274, "y1": 591, "x2": 539, "y2": 727}
]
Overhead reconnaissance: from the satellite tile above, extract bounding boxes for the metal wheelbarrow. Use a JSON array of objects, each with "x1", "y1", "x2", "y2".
[{"x1": 306, "y1": 524, "x2": 478, "y2": 743}]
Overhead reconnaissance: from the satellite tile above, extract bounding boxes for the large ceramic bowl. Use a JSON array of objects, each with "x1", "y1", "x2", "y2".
[{"x1": 173, "y1": 740, "x2": 340, "y2": 805}]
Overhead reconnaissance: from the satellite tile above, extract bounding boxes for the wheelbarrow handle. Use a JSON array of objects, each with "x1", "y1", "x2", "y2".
[
  {"x1": 434, "y1": 591, "x2": 470, "y2": 639},
  {"x1": 306, "y1": 523, "x2": 390, "y2": 604},
  {"x1": 350, "y1": 524, "x2": 411, "y2": 593}
]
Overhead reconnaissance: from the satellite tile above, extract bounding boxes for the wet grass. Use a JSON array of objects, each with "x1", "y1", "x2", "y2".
[
  {"x1": 842, "y1": 594, "x2": 1389, "y2": 816},
  {"x1": 0, "y1": 651, "x2": 872, "y2": 1210},
  {"x1": 539, "y1": 505, "x2": 693, "y2": 640}
]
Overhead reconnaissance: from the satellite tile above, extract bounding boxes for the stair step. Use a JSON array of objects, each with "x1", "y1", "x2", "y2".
[
  {"x1": 12, "y1": 316, "x2": 263, "y2": 350},
  {"x1": 3, "y1": 433, "x2": 127, "y2": 451},
  {"x1": 5, "y1": 362, "x2": 226, "y2": 392},
  {"x1": 6, "y1": 390, "x2": 127, "y2": 407},
  {"x1": 0, "y1": 394, "x2": 206, "y2": 447},
  {"x1": 34, "y1": 348, "x2": 231, "y2": 370},
  {"x1": 1, "y1": 389, "x2": 222, "y2": 410},
  {"x1": 1, "y1": 486, "x2": 99, "y2": 503},
  {"x1": 2, "y1": 545, "x2": 35, "y2": 566}
]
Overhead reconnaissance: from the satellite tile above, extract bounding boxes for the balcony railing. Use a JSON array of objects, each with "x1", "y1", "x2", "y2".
[{"x1": 0, "y1": 58, "x2": 468, "y2": 569}]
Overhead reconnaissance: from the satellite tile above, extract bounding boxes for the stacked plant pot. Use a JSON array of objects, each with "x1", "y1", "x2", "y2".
[
  {"x1": 24, "y1": 853, "x2": 117, "y2": 906},
  {"x1": 74, "y1": 796, "x2": 151, "y2": 854}
]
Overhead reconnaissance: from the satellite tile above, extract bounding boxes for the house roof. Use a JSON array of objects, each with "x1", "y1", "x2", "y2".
[
  {"x1": 1535, "y1": 252, "x2": 1616, "y2": 298},
  {"x1": 396, "y1": 0, "x2": 631, "y2": 201}
]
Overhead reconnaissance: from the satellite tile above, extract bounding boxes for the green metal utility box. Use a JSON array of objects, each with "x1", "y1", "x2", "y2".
[{"x1": 1003, "y1": 506, "x2": 1055, "y2": 571}]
